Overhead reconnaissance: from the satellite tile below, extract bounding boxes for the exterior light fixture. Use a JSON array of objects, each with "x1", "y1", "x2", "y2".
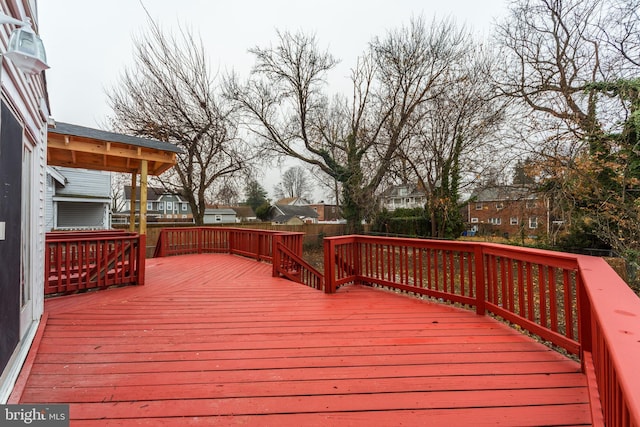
[{"x1": 0, "y1": 12, "x2": 48, "y2": 74}]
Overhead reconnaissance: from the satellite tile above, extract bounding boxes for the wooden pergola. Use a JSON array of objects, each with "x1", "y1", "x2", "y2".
[{"x1": 47, "y1": 121, "x2": 181, "y2": 235}]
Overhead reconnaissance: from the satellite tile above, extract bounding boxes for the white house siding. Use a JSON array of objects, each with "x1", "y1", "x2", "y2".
[
  {"x1": 0, "y1": 0, "x2": 49, "y2": 402},
  {"x1": 204, "y1": 209, "x2": 237, "y2": 224}
]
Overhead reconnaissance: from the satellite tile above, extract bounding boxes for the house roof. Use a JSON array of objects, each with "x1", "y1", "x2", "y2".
[
  {"x1": 205, "y1": 205, "x2": 256, "y2": 218},
  {"x1": 471, "y1": 186, "x2": 539, "y2": 202},
  {"x1": 47, "y1": 121, "x2": 181, "y2": 176},
  {"x1": 124, "y1": 186, "x2": 186, "y2": 202},
  {"x1": 230, "y1": 205, "x2": 256, "y2": 218},
  {"x1": 273, "y1": 204, "x2": 319, "y2": 218},
  {"x1": 381, "y1": 184, "x2": 426, "y2": 198},
  {"x1": 205, "y1": 208, "x2": 237, "y2": 215}
]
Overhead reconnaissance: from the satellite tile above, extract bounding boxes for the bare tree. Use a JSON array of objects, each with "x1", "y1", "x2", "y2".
[
  {"x1": 110, "y1": 172, "x2": 129, "y2": 213},
  {"x1": 107, "y1": 21, "x2": 252, "y2": 225},
  {"x1": 494, "y1": 0, "x2": 640, "y2": 271},
  {"x1": 494, "y1": 0, "x2": 606, "y2": 138},
  {"x1": 227, "y1": 18, "x2": 469, "y2": 232},
  {"x1": 394, "y1": 42, "x2": 507, "y2": 237},
  {"x1": 273, "y1": 166, "x2": 314, "y2": 200}
]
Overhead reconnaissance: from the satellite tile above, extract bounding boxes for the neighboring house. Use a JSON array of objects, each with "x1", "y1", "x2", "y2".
[
  {"x1": 204, "y1": 207, "x2": 237, "y2": 224},
  {"x1": 269, "y1": 204, "x2": 319, "y2": 224},
  {"x1": 120, "y1": 186, "x2": 194, "y2": 222},
  {"x1": 45, "y1": 166, "x2": 111, "y2": 231},
  {"x1": 380, "y1": 184, "x2": 427, "y2": 211},
  {"x1": 230, "y1": 205, "x2": 256, "y2": 222},
  {"x1": 308, "y1": 203, "x2": 343, "y2": 222},
  {"x1": 465, "y1": 186, "x2": 549, "y2": 238},
  {"x1": 0, "y1": 1, "x2": 49, "y2": 401}
]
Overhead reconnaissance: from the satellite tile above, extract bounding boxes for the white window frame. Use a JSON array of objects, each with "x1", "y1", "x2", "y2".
[
  {"x1": 529, "y1": 217, "x2": 538, "y2": 229},
  {"x1": 157, "y1": 202, "x2": 164, "y2": 210},
  {"x1": 182, "y1": 203, "x2": 187, "y2": 211},
  {"x1": 510, "y1": 217, "x2": 518, "y2": 225},
  {"x1": 496, "y1": 202, "x2": 504, "y2": 210},
  {"x1": 475, "y1": 202, "x2": 483, "y2": 210},
  {"x1": 147, "y1": 202, "x2": 153, "y2": 211},
  {"x1": 166, "y1": 201, "x2": 173, "y2": 211},
  {"x1": 489, "y1": 217, "x2": 502, "y2": 225},
  {"x1": 471, "y1": 217, "x2": 479, "y2": 223}
]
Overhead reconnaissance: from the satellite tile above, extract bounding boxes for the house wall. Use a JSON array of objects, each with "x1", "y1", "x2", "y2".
[
  {"x1": 56, "y1": 202, "x2": 109, "y2": 229},
  {"x1": 203, "y1": 213, "x2": 236, "y2": 224},
  {"x1": 45, "y1": 173, "x2": 55, "y2": 231},
  {"x1": 0, "y1": 0, "x2": 49, "y2": 402},
  {"x1": 46, "y1": 167, "x2": 111, "y2": 231},
  {"x1": 466, "y1": 198, "x2": 549, "y2": 237},
  {"x1": 54, "y1": 167, "x2": 110, "y2": 198}
]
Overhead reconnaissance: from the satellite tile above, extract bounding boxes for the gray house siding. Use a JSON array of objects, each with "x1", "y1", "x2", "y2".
[{"x1": 54, "y1": 167, "x2": 110, "y2": 198}]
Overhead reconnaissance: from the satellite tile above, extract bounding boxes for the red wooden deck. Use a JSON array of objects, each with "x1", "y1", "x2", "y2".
[{"x1": 13, "y1": 254, "x2": 591, "y2": 426}]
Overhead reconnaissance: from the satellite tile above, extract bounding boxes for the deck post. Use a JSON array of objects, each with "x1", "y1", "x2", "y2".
[
  {"x1": 137, "y1": 234, "x2": 146, "y2": 286},
  {"x1": 576, "y1": 270, "x2": 592, "y2": 366},
  {"x1": 324, "y1": 238, "x2": 336, "y2": 293},
  {"x1": 128, "y1": 172, "x2": 137, "y2": 232},
  {"x1": 474, "y1": 245, "x2": 486, "y2": 315},
  {"x1": 272, "y1": 234, "x2": 281, "y2": 277},
  {"x1": 139, "y1": 160, "x2": 148, "y2": 236}
]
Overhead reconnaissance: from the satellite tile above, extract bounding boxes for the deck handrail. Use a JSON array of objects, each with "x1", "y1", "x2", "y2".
[
  {"x1": 323, "y1": 234, "x2": 639, "y2": 426},
  {"x1": 154, "y1": 227, "x2": 304, "y2": 263},
  {"x1": 45, "y1": 230, "x2": 145, "y2": 295},
  {"x1": 273, "y1": 237, "x2": 324, "y2": 291}
]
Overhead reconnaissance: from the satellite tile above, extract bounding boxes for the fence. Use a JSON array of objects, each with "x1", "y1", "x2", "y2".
[
  {"x1": 45, "y1": 230, "x2": 145, "y2": 295},
  {"x1": 323, "y1": 234, "x2": 639, "y2": 426}
]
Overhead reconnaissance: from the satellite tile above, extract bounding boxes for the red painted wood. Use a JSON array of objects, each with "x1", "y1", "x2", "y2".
[{"x1": 16, "y1": 254, "x2": 592, "y2": 425}]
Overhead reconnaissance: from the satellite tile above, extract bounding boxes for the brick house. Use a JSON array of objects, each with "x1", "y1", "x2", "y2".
[
  {"x1": 308, "y1": 203, "x2": 342, "y2": 222},
  {"x1": 465, "y1": 186, "x2": 549, "y2": 238}
]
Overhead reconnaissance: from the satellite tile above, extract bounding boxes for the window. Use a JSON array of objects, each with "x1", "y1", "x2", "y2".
[
  {"x1": 215, "y1": 215, "x2": 222, "y2": 222},
  {"x1": 475, "y1": 202, "x2": 483, "y2": 210},
  {"x1": 496, "y1": 202, "x2": 504, "y2": 210},
  {"x1": 182, "y1": 203, "x2": 187, "y2": 211},
  {"x1": 529, "y1": 217, "x2": 538, "y2": 229},
  {"x1": 488, "y1": 217, "x2": 501, "y2": 225},
  {"x1": 166, "y1": 201, "x2": 173, "y2": 211},
  {"x1": 510, "y1": 217, "x2": 518, "y2": 225},
  {"x1": 147, "y1": 202, "x2": 153, "y2": 211},
  {"x1": 157, "y1": 202, "x2": 164, "y2": 210},
  {"x1": 471, "y1": 217, "x2": 479, "y2": 223}
]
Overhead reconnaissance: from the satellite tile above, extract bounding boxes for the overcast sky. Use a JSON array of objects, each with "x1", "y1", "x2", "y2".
[{"x1": 38, "y1": 0, "x2": 508, "y2": 200}]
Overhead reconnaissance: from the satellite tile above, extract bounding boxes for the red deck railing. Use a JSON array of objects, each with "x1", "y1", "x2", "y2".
[
  {"x1": 154, "y1": 227, "x2": 303, "y2": 261},
  {"x1": 154, "y1": 227, "x2": 314, "y2": 286},
  {"x1": 323, "y1": 235, "x2": 640, "y2": 426},
  {"x1": 45, "y1": 230, "x2": 145, "y2": 295}
]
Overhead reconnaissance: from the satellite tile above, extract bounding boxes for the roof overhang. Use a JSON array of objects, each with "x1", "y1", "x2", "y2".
[{"x1": 47, "y1": 122, "x2": 181, "y2": 176}]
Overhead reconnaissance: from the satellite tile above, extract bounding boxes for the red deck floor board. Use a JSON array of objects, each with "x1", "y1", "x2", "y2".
[{"x1": 16, "y1": 254, "x2": 592, "y2": 426}]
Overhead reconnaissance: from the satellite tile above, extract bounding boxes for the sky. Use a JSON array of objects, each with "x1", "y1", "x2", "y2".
[{"x1": 37, "y1": 0, "x2": 508, "y2": 201}]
